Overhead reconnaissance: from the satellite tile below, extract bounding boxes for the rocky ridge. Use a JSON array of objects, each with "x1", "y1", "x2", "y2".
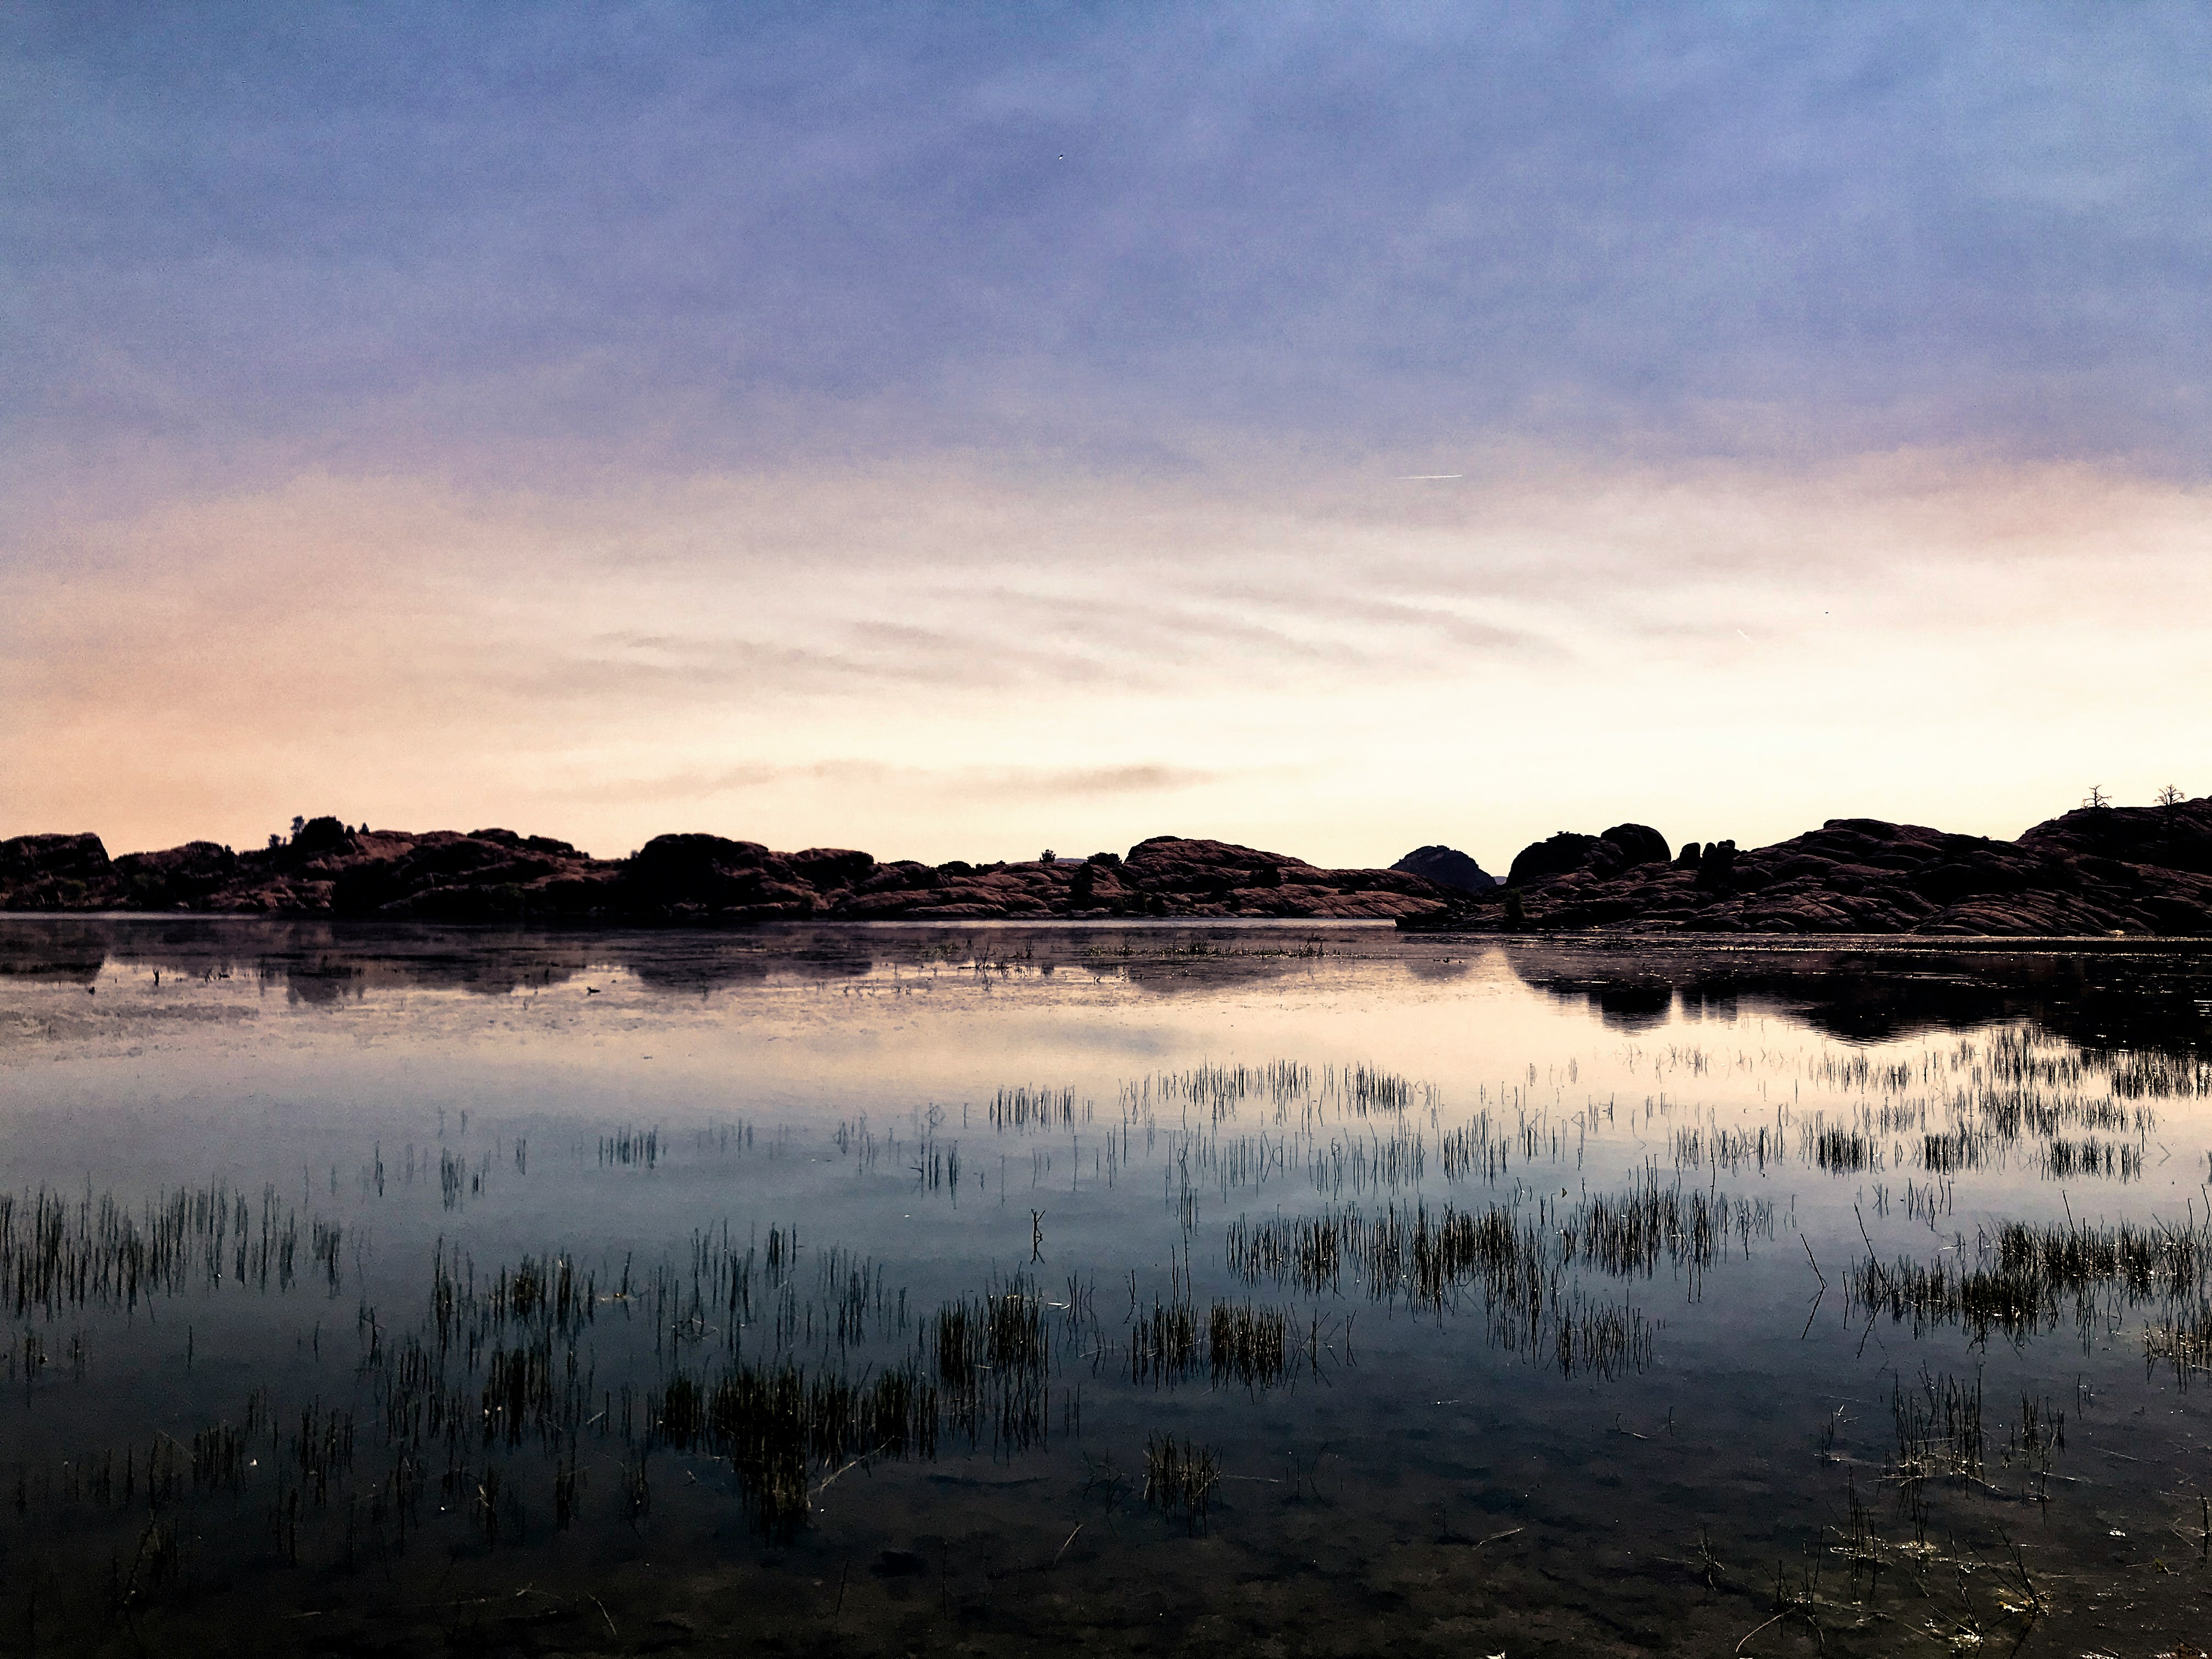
[
  {"x1": 0, "y1": 820, "x2": 1459, "y2": 924},
  {"x1": 1414, "y1": 798, "x2": 2212, "y2": 936}
]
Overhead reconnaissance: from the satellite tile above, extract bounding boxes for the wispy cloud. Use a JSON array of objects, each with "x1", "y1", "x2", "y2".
[{"x1": 552, "y1": 760, "x2": 1227, "y2": 809}]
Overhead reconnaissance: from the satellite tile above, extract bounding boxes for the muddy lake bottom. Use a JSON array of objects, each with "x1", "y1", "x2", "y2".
[{"x1": 3, "y1": 918, "x2": 2212, "y2": 1656}]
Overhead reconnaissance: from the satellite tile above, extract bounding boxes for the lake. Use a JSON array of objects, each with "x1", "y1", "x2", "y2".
[{"x1": 3, "y1": 917, "x2": 2210, "y2": 1656}]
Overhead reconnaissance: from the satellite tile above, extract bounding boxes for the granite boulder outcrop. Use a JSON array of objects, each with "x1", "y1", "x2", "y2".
[
  {"x1": 0, "y1": 823, "x2": 1466, "y2": 924},
  {"x1": 1412, "y1": 798, "x2": 2212, "y2": 935}
]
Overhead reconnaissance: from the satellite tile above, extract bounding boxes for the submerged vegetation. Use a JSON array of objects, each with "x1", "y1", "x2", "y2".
[{"x1": 1142, "y1": 1434, "x2": 1220, "y2": 1532}]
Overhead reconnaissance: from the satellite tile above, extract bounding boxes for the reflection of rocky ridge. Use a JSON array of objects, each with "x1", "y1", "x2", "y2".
[
  {"x1": 1504, "y1": 941, "x2": 2212, "y2": 1053},
  {"x1": 0, "y1": 822, "x2": 1461, "y2": 924},
  {"x1": 0, "y1": 916, "x2": 856, "y2": 1000},
  {"x1": 1413, "y1": 800, "x2": 2212, "y2": 936},
  {"x1": 0, "y1": 917, "x2": 1378, "y2": 1005}
]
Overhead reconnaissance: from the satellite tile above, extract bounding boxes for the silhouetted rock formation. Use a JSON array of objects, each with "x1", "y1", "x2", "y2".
[
  {"x1": 18, "y1": 799, "x2": 2209, "y2": 934},
  {"x1": 0, "y1": 827, "x2": 1463, "y2": 924},
  {"x1": 1412, "y1": 799, "x2": 2212, "y2": 935},
  {"x1": 1391, "y1": 845, "x2": 1499, "y2": 892},
  {"x1": 1505, "y1": 823, "x2": 1672, "y2": 887},
  {"x1": 0, "y1": 834, "x2": 112, "y2": 909}
]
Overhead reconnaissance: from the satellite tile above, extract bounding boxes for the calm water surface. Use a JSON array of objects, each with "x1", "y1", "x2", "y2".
[{"x1": 3, "y1": 918, "x2": 2211, "y2": 1656}]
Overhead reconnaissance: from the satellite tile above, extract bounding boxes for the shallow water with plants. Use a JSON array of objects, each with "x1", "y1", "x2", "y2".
[{"x1": 3, "y1": 917, "x2": 2211, "y2": 1656}]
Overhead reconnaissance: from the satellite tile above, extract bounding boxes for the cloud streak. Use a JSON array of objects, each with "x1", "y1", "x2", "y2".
[{"x1": 555, "y1": 760, "x2": 1228, "y2": 810}]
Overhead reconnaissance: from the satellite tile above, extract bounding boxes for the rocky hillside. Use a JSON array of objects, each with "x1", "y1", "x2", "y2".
[
  {"x1": 1408, "y1": 799, "x2": 2212, "y2": 935},
  {"x1": 0, "y1": 820, "x2": 1462, "y2": 924}
]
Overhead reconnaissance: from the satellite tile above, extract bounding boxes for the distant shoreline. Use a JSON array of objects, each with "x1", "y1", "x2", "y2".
[{"x1": 5, "y1": 794, "x2": 2209, "y2": 937}]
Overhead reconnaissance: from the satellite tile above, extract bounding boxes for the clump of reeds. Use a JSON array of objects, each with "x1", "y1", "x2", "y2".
[
  {"x1": 930, "y1": 1286, "x2": 1049, "y2": 1449},
  {"x1": 1672, "y1": 1124, "x2": 1783, "y2": 1175},
  {"x1": 0, "y1": 1181, "x2": 323, "y2": 1317},
  {"x1": 932, "y1": 1287, "x2": 1046, "y2": 1379},
  {"x1": 481, "y1": 1338, "x2": 566, "y2": 1449},
  {"x1": 1812, "y1": 1128, "x2": 1871, "y2": 1173},
  {"x1": 1439, "y1": 1114, "x2": 1510, "y2": 1181},
  {"x1": 1994, "y1": 1214, "x2": 2209, "y2": 1296},
  {"x1": 2042, "y1": 1137, "x2": 2141, "y2": 1182},
  {"x1": 1342, "y1": 1063, "x2": 1413, "y2": 1116},
  {"x1": 1141, "y1": 1434, "x2": 1218, "y2": 1531},
  {"x1": 1886, "y1": 1367, "x2": 1983, "y2": 1506},
  {"x1": 1130, "y1": 1295, "x2": 1200, "y2": 1386},
  {"x1": 430, "y1": 1243, "x2": 599, "y2": 1357},
  {"x1": 990, "y1": 1085, "x2": 1085, "y2": 1130},
  {"x1": 1224, "y1": 1184, "x2": 1716, "y2": 1380},
  {"x1": 1844, "y1": 1250, "x2": 2049, "y2": 1342},
  {"x1": 438, "y1": 1148, "x2": 469, "y2": 1207},
  {"x1": 189, "y1": 1422, "x2": 246, "y2": 1493},
  {"x1": 1120, "y1": 1059, "x2": 1431, "y2": 1127},
  {"x1": 1206, "y1": 1301, "x2": 1289, "y2": 1389},
  {"x1": 651, "y1": 1357, "x2": 940, "y2": 1540},
  {"x1": 911, "y1": 1138, "x2": 960, "y2": 1193},
  {"x1": 1225, "y1": 1212, "x2": 1341, "y2": 1292},
  {"x1": 1850, "y1": 1209, "x2": 2212, "y2": 1341},
  {"x1": 1921, "y1": 1127, "x2": 1988, "y2": 1172},
  {"x1": 2143, "y1": 1299, "x2": 2212, "y2": 1386},
  {"x1": 596, "y1": 1125, "x2": 661, "y2": 1167},
  {"x1": 2000, "y1": 1391, "x2": 2066, "y2": 1500},
  {"x1": 289, "y1": 1401, "x2": 357, "y2": 1504},
  {"x1": 1547, "y1": 1293, "x2": 1655, "y2": 1381}
]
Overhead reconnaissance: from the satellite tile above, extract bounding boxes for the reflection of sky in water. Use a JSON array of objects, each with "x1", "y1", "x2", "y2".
[{"x1": 3, "y1": 919, "x2": 2210, "y2": 1652}]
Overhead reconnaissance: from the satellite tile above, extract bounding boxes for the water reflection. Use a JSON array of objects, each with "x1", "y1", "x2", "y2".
[
  {"x1": 1505, "y1": 939, "x2": 2212, "y2": 1052},
  {"x1": 3, "y1": 917, "x2": 2211, "y2": 1654},
  {"x1": 8, "y1": 917, "x2": 2205, "y2": 1054}
]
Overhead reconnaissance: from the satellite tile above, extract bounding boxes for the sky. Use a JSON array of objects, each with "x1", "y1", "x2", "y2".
[{"x1": 3, "y1": 3, "x2": 2207, "y2": 872}]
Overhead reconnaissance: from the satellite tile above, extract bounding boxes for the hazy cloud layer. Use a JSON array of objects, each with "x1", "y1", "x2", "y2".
[{"x1": 4, "y1": 2, "x2": 2207, "y2": 506}]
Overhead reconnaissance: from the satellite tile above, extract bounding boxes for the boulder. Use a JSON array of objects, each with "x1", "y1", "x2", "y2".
[
  {"x1": 1391, "y1": 845, "x2": 1499, "y2": 891},
  {"x1": 786, "y1": 847, "x2": 878, "y2": 891},
  {"x1": 1599, "y1": 823, "x2": 1672, "y2": 868},
  {"x1": 0, "y1": 833, "x2": 117, "y2": 909},
  {"x1": 113, "y1": 842, "x2": 240, "y2": 909},
  {"x1": 290, "y1": 816, "x2": 354, "y2": 855},
  {"x1": 1506, "y1": 832, "x2": 1602, "y2": 887}
]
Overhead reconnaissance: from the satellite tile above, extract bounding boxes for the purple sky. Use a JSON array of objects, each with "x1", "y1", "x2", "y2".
[{"x1": 5, "y1": 4, "x2": 2207, "y2": 868}]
